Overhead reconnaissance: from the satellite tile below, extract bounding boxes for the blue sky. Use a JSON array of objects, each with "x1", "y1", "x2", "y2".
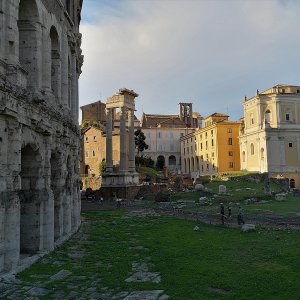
[{"x1": 79, "y1": 0, "x2": 300, "y2": 121}]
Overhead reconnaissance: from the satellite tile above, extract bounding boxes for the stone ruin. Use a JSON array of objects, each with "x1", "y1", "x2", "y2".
[
  {"x1": 0, "y1": 0, "x2": 83, "y2": 273},
  {"x1": 101, "y1": 88, "x2": 140, "y2": 199}
]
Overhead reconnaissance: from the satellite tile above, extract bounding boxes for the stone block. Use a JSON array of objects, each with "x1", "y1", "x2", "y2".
[{"x1": 241, "y1": 224, "x2": 255, "y2": 232}]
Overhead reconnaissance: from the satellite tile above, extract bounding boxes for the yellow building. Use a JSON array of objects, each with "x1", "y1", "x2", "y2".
[
  {"x1": 239, "y1": 84, "x2": 300, "y2": 188},
  {"x1": 181, "y1": 113, "x2": 240, "y2": 179}
]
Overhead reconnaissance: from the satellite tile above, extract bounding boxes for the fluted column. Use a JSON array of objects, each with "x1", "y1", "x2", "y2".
[
  {"x1": 128, "y1": 109, "x2": 135, "y2": 172},
  {"x1": 105, "y1": 108, "x2": 113, "y2": 172},
  {"x1": 119, "y1": 106, "x2": 127, "y2": 172}
]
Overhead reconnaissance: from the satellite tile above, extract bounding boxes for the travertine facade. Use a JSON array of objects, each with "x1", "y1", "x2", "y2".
[
  {"x1": 239, "y1": 85, "x2": 300, "y2": 187},
  {"x1": 0, "y1": 0, "x2": 83, "y2": 273}
]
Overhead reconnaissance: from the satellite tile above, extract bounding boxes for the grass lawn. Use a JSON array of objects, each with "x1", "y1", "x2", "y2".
[{"x1": 16, "y1": 211, "x2": 300, "y2": 299}]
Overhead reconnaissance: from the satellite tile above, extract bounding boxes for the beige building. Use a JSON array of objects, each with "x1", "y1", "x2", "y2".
[
  {"x1": 239, "y1": 84, "x2": 300, "y2": 187},
  {"x1": 141, "y1": 103, "x2": 202, "y2": 173},
  {"x1": 181, "y1": 113, "x2": 241, "y2": 179}
]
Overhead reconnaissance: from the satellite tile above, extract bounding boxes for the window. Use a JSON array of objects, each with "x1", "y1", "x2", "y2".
[
  {"x1": 184, "y1": 148, "x2": 186, "y2": 154},
  {"x1": 211, "y1": 130, "x2": 213, "y2": 136},
  {"x1": 289, "y1": 143, "x2": 293, "y2": 148},
  {"x1": 205, "y1": 132, "x2": 208, "y2": 139},
  {"x1": 229, "y1": 162, "x2": 234, "y2": 168},
  {"x1": 200, "y1": 134, "x2": 202, "y2": 141},
  {"x1": 250, "y1": 113, "x2": 254, "y2": 125},
  {"x1": 250, "y1": 143, "x2": 255, "y2": 155},
  {"x1": 85, "y1": 137, "x2": 88, "y2": 141},
  {"x1": 297, "y1": 90, "x2": 300, "y2": 93},
  {"x1": 158, "y1": 132, "x2": 161, "y2": 138},
  {"x1": 206, "y1": 164, "x2": 209, "y2": 170},
  {"x1": 201, "y1": 165, "x2": 204, "y2": 172},
  {"x1": 212, "y1": 164, "x2": 215, "y2": 169},
  {"x1": 228, "y1": 138, "x2": 233, "y2": 145},
  {"x1": 191, "y1": 146, "x2": 193, "y2": 152},
  {"x1": 228, "y1": 128, "x2": 232, "y2": 133},
  {"x1": 212, "y1": 152, "x2": 214, "y2": 158},
  {"x1": 93, "y1": 136, "x2": 97, "y2": 141},
  {"x1": 286, "y1": 114, "x2": 290, "y2": 121},
  {"x1": 200, "y1": 143, "x2": 203, "y2": 150},
  {"x1": 205, "y1": 141, "x2": 208, "y2": 150},
  {"x1": 92, "y1": 150, "x2": 95, "y2": 157},
  {"x1": 85, "y1": 151, "x2": 89, "y2": 157},
  {"x1": 228, "y1": 151, "x2": 233, "y2": 156},
  {"x1": 211, "y1": 140, "x2": 214, "y2": 147}
]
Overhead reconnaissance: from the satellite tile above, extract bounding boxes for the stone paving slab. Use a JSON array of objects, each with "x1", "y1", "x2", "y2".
[{"x1": 123, "y1": 290, "x2": 165, "y2": 300}]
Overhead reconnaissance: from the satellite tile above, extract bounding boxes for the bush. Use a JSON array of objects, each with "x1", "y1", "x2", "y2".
[{"x1": 155, "y1": 191, "x2": 171, "y2": 202}]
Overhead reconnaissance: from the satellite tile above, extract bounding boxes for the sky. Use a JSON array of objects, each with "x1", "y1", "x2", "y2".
[{"x1": 79, "y1": 0, "x2": 300, "y2": 122}]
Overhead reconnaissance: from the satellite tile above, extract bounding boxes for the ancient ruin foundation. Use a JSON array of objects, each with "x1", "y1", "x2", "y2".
[{"x1": 0, "y1": 0, "x2": 83, "y2": 273}]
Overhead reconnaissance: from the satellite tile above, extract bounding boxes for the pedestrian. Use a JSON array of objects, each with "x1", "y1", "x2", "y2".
[
  {"x1": 228, "y1": 206, "x2": 232, "y2": 220},
  {"x1": 238, "y1": 206, "x2": 245, "y2": 225},
  {"x1": 220, "y1": 203, "x2": 225, "y2": 225}
]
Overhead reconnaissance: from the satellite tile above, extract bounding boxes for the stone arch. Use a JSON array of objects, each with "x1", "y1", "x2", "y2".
[
  {"x1": 187, "y1": 158, "x2": 190, "y2": 173},
  {"x1": 18, "y1": 0, "x2": 41, "y2": 90},
  {"x1": 265, "y1": 109, "x2": 271, "y2": 124},
  {"x1": 156, "y1": 155, "x2": 165, "y2": 170},
  {"x1": 183, "y1": 158, "x2": 187, "y2": 173},
  {"x1": 290, "y1": 179, "x2": 295, "y2": 189},
  {"x1": 19, "y1": 144, "x2": 42, "y2": 254},
  {"x1": 168, "y1": 155, "x2": 176, "y2": 167},
  {"x1": 250, "y1": 143, "x2": 255, "y2": 155},
  {"x1": 51, "y1": 151, "x2": 64, "y2": 241},
  {"x1": 50, "y1": 26, "x2": 61, "y2": 102}
]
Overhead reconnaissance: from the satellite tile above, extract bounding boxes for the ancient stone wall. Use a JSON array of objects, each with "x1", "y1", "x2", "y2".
[{"x1": 0, "y1": 0, "x2": 83, "y2": 273}]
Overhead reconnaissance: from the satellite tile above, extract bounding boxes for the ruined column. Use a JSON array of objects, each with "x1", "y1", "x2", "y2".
[
  {"x1": 128, "y1": 109, "x2": 135, "y2": 172},
  {"x1": 119, "y1": 106, "x2": 127, "y2": 172},
  {"x1": 105, "y1": 108, "x2": 113, "y2": 172}
]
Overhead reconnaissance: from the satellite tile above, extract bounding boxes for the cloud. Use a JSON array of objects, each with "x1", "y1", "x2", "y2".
[{"x1": 79, "y1": 0, "x2": 300, "y2": 121}]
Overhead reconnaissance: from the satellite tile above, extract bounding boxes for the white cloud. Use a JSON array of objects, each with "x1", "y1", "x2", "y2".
[{"x1": 79, "y1": 0, "x2": 300, "y2": 121}]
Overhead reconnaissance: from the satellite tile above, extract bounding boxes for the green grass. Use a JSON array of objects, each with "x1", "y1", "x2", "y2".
[
  {"x1": 16, "y1": 211, "x2": 300, "y2": 299},
  {"x1": 137, "y1": 166, "x2": 158, "y2": 178}
]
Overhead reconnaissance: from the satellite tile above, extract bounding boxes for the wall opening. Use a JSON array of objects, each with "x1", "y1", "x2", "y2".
[{"x1": 19, "y1": 145, "x2": 41, "y2": 254}]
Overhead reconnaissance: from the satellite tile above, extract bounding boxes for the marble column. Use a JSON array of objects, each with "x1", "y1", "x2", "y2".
[
  {"x1": 105, "y1": 108, "x2": 113, "y2": 172},
  {"x1": 128, "y1": 109, "x2": 135, "y2": 172},
  {"x1": 119, "y1": 106, "x2": 127, "y2": 172}
]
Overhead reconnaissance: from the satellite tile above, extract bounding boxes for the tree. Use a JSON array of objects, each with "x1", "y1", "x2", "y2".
[
  {"x1": 135, "y1": 129, "x2": 149, "y2": 158},
  {"x1": 99, "y1": 159, "x2": 106, "y2": 175}
]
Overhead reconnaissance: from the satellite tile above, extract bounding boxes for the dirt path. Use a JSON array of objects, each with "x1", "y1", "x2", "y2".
[{"x1": 81, "y1": 200, "x2": 300, "y2": 230}]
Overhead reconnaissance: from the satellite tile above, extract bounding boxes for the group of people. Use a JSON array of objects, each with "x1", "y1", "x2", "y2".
[{"x1": 219, "y1": 203, "x2": 245, "y2": 225}]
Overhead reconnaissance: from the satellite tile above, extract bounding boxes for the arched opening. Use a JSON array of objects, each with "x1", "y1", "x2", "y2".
[
  {"x1": 84, "y1": 164, "x2": 90, "y2": 176},
  {"x1": 184, "y1": 158, "x2": 187, "y2": 173},
  {"x1": 18, "y1": 0, "x2": 40, "y2": 89},
  {"x1": 191, "y1": 157, "x2": 195, "y2": 172},
  {"x1": 19, "y1": 145, "x2": 42, "y2": 254},
  {"x1": 290, "y1": 179, "x2": 295, "y2": 189},
  {"x1": 51, "y1": 152, "x2": 64, "y2": 241},
  {"x1": 168, "y1": 155, "x2": 176, "y2": 167},
  {"x1": 68, "y1": 55, "x2": 72, "y2": 108},
  {"x1": 265, "y1": 109, "x2": 271, "y2": 124},
  {"x1": 63, "y1": 156, "x2": 72, "y2": 236},
  {"x1": 187, "y1": 158, "x2": 190, "y2": 173},
  {"x1": 250, "y1": 143, "x2": 255, "y2": 155},
  {"x1": 50, "y1": 26, "x2": 61, "y2": 102},
  {"x1": 156, "y1": 155, "x2": 165, "y2": 170}
]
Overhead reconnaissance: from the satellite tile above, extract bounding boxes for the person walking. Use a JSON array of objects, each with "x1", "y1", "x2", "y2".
[
  {"x1": 238, "y1": 206, "x2": 245, "y2": 225},
  {"x1": 220, "y1": 203, "x2": 225, "y2": 225}
]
